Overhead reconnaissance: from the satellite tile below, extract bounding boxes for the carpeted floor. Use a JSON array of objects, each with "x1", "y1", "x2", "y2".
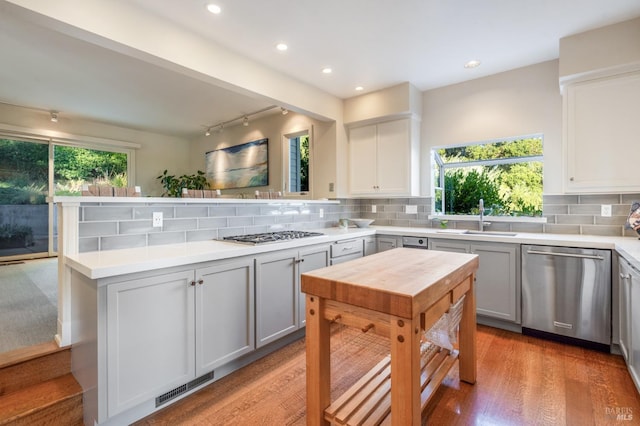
[
  {"x1": 135, "y1": 324, "x2": 392, "y2": 425},
  {"x1": 0, "y1": 258, "x2": 58, "y2": 353}
]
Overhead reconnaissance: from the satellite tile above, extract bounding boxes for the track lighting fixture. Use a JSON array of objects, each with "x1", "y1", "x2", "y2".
[
  {"x1": 204, "y1": 105, "x2": 283, "y2": 134},
  {"x1": 50, "y1": 111, "x2": 58, "y2": 122}
]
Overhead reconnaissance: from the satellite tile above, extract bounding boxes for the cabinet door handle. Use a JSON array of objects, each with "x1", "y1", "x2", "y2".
[
  {"x1": 189, "y1": 280, "x2": 196, "y2": 286},
  {"x1": 198, "y1": 279, "x2": 204, "y2": 285}
]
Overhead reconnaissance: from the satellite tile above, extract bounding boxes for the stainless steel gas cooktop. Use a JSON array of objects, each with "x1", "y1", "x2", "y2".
[{"x1": 223, "y1": 230, "x2": 324, "y2": 245}]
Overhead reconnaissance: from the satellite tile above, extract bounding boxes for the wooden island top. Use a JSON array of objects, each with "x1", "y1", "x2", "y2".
[
  {"x1": 302, "y1": 248, "x2": 479, "y2": 319},
  {"x1": 302, "y1": 248, "x2": 479, "y2": 425}
]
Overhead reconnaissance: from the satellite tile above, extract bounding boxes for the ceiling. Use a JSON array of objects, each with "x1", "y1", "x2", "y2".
[{"x1": 1, "y1": 0, "x2": 640, "y2": 139}]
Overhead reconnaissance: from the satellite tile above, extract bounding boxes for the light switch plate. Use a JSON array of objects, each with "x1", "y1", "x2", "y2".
[
  {"x1": 371, "y1": 205, "x2": 377, "y2": 213},
  {"x1": 406, "y1": 205, "x2": 418, "y2": 214},
  {"x1": 319, "y1": 208, "x2": 324, "y2": 218},
  {"x1": 601, "y1": 205, "x2": 612, "y2": 217},
  {"x1": 152, "y1": 212, "x2": 163, "y2": 227}
]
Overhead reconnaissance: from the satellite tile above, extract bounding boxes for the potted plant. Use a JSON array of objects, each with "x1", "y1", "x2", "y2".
[{"x1": 156, "y1": 170, "x2": 209, "y2": 197}]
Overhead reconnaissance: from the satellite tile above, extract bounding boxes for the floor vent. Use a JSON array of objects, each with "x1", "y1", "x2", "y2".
[{"x1": 155, "y1": 371, "x2": 215, "y2": 407}]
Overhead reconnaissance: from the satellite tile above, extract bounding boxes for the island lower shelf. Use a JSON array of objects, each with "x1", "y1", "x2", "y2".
[{"x1": 325, "y1": 344, "x2": 458, "y2": 425}]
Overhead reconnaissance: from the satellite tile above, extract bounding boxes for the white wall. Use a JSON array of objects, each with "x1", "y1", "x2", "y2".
[
  {"x1": 0, "y1": 103, "x2": 190, "y2": 196},
  {"x1": 189, "y1": 111, "x2": 336, "y2": 199},
  {"x1": 421, "y1": 60, "x2": 562, "y2": 195}
]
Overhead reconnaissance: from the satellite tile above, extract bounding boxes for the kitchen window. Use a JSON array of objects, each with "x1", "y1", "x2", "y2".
[
  {"x1": 284, "y1": 130, "x2": 310, "y2": 194},
  {"x1": 432, "y1": 135, "x2": 543, "y2": 217}
]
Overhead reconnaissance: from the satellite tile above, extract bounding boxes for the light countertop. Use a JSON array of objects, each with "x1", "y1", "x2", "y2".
[{"x1": 64, "y1": 225, "x2": 640, "y2": 280}]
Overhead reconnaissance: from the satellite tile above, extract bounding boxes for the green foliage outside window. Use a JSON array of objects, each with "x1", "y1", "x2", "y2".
[{"x1": 436, "y1": 137, "x2": 543, "y2": 216}]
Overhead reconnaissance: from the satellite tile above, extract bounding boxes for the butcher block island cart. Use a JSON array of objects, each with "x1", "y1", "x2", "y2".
[{"x1": 301, "y1": 248, "x2": 479, "y2": 425}]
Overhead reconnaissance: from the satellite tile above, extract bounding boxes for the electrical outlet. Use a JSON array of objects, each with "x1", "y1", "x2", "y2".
[
  {"x1": 152, "y1": 212, "x2": 163, "y2": 227},
  {"x1": 371, "y1": 205, "x2": 377, "y2": 213},
  {"x1": 319, "y1": 208, "x2": 324, "y2": 218},
  {"x1": 406, "y1": 205, "x2": 418, "y2": 214},
  {"x1": 601, "y1": 205, "x2": 612, "y2": 217}
]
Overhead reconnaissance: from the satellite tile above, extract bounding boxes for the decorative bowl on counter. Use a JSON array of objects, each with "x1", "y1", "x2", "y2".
[{"x1": 349, "y1": 218, "x2": 375, "y2": 228}]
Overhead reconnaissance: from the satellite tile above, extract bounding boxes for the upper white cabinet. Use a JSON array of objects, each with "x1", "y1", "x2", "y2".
[
  {"x1": 348, "y1": 118, "x2": 419, "y2": 196},
  {"x1": 564, "y1": 71, "x2": 640, "y2": 193}
]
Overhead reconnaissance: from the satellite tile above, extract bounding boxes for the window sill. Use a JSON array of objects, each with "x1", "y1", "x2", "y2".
[{"x1": 428, "y1": 214, "x2": 547, "y2": 224}]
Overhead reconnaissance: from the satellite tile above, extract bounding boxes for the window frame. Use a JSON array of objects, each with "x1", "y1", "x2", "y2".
[
  {"x1": 431, "y1": 134, "x2": 544, "y2": 220},
  {"x1": 282, "y1": 128, "x2": 312, "y2": 196}
]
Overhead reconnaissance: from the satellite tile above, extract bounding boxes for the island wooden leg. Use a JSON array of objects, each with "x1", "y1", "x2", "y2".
[
  {"x1": 306, "y1": 294, "x2": 331, "y2": 426},
  {"x1": 390, "y1": 314, "x2": 421, "y2": 425},
  {"x1": 458, "y1": 275, "x2": 477, "y2": 384}
]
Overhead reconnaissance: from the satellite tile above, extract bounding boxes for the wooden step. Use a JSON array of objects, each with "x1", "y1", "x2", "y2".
[
  {"x1": 0, "y1": 340, "x2": 72, "y2": 396},
  {"x1": 0, "y1": 373, "x2": 83, "y2": 425}
]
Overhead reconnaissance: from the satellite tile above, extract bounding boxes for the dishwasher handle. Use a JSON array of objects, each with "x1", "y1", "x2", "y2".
[{"x1": 526, "y1": 249, "x2": 605, "y2": 261}]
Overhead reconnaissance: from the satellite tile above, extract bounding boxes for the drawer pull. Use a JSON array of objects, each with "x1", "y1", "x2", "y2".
[{"x1": 553, "y1": 321, "x2": 573, "y2": 330}]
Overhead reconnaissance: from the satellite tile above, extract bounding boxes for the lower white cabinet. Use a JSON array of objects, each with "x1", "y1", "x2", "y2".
[
  {"x1": 429, "y1": 239, "x2": 520, "y2": 323},
  {"x1": 376, "y1": 235, "x2": 401, "y2": 253},
  {"x1": 619, "y1": 257, "x2": 640, "y2": 392},
  {"x1": 107, "y1": 270, "x2": 196, "y2": 417},
  {"x1": 330, "y1": 238, "x2": 364, "y2": 265},
  {"x1": 104, "y1": 258, "x2": 254, "y2": 418},
  {"x1": 255, "y1": 245, "x2": 330, "y2": 347},
  {"x1": 363, "y1": 236, "x2": 377, "y2": 256},
  {"x1": 298, "y1": 245, "x2": 331, "y2": 327},
  {"x1": 196, "y1": 260, "x2": 255, "y2": 375}
]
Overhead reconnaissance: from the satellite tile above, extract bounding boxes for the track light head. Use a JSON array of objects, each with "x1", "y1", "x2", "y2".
[
  {"x1": 281, "y1": 108, "x2": 288, "y2": 115},
  {"x1": 50, "y1": 111, "x2": 58, "y2": 122},
  {"x1": 243, "y1": 116, "x2": 249, "y2": 126},
  {"x1": 205, "y1": 127, "x2": 211, "y2": 136}
]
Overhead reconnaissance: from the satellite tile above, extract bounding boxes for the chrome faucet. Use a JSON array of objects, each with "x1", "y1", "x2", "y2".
[{"x1": 479, "y1": 198, "x2": 484, "y2": 231}]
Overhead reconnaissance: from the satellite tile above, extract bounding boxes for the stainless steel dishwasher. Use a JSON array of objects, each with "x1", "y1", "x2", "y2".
[{"x1": 522, "y1": 245, "x2": 611, "y2": 351}]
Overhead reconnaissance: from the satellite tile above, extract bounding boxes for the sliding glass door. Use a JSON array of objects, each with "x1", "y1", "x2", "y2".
[
  {"x1": 0, "y1": 137, "x2": 130, "y2": 261},
  {"x1": 0, "y1": 138, "x2": 49, "y2": 259}
]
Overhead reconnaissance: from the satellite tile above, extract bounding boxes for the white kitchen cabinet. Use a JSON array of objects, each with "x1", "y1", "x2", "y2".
[
  {"x1": 105, "y1": 257, "x2": 256, "y2": 417},
  {"x1": 330, "y1": 238, "x2": 364, "y2": 265},
  {"x1": 429, "y1": 239, "x2": 520, "y2": 323},
  {"x1": 363, "y1": 236, "x2": 377, "y2": 256},
  {"x1": 348, "y1": 118, "x2": 419, "y2": 196},
  {"x1": 376, "y1": 235, "x2": 401, "y2": 253},
  {"x1": 256, "y1": 244, "x2": 330, "y2": 347},
  {"x1": 619, "y1": 257, "x2": 640, "y2": 393},
  {"x1": 255, "y1": 250, "x2": 298, "y2": 348},
  {"x1": 298, "y1": 244, "x2": 330, "y2": 328},
  {"x1": 563, "y1": 71, "x2": 640, "y2": 193},
  {"x1": 107, "y1": 270, "x2": 196, "y2": 417},
  {"x1": 195, "y1": 259, "x2": 255, "y2": 375}
]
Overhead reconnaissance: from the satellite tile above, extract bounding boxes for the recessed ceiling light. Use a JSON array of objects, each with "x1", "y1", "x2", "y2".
[
  {"x1": 322, "y1": 67, "x2": 332, "y2": 74},
  {"x1": 206, "y1": 4, "x2": 221, "y2": 14},
  {"x1": 355, "y1": 86, "x2": 364, "y2": 91},
  {"x1": 276, "y1": 43, "x2": 288, "y2": 51},
  {"x1": 464, "y1": 60, "x2": 481, "y2": 69}
]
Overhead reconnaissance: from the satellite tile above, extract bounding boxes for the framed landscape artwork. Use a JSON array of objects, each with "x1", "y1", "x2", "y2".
[{"x1": 205, "y1": 138, "x2": 269, "y2": 189}]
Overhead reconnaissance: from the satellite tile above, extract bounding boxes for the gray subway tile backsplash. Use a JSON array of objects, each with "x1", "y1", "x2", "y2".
[
  {"x1": 75, "y1": 194, "x2": 638, "y2": 253},
  {"x1": 148, "y1": 231, "x2": 186, "y2": 246}
]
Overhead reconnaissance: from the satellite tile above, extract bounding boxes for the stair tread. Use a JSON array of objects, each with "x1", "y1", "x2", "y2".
[
  {"x1": 0, "y1": 373, "x2": 82, "y2": 424},
  {"x1": 0, "y1": 341, "x2": 65, "y2": 370}
]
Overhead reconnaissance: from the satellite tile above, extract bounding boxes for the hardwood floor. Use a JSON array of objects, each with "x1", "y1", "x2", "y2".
[{"x1": 136, "y1": 325, "x2": 640, "y2": 425}]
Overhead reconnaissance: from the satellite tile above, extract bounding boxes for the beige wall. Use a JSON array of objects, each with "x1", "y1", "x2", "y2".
[
  {"x1": 344, "y1": 82, "x2": 422, "y2": 125},
  {"x1": 421, "y1": 60, "x2": 563, "y2": 195},
  {"x1": 189, "y1": 111, "x2": 337, "y2": 199},
  {"x1": 0, "y1": 103, "x2": 190, "y2": 196},
  {"x1": 560, "y1": 17, "x2": 640, "y2": 80}
]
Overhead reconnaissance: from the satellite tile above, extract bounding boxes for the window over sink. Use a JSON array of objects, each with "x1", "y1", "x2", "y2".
[{"x1": 432, "y1": 135, "x2": 543, "y2": 217}]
